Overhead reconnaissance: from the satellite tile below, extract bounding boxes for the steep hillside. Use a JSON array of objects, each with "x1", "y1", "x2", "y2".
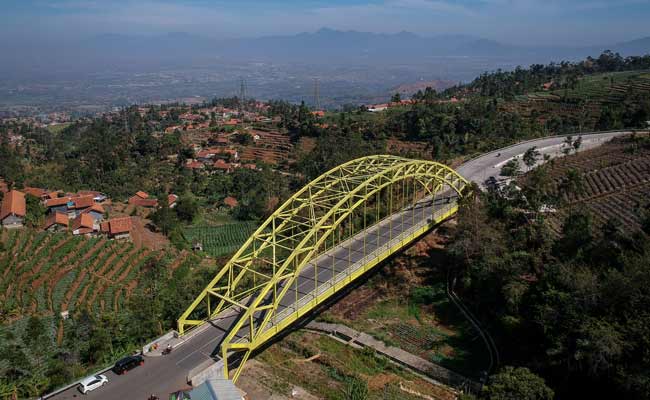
[
  {"x1": 521, "y1": 133, "x2": 650, "y2": 233},
  {"x1": 0, "y1": 230, "x2": 190, "y2": 323}
]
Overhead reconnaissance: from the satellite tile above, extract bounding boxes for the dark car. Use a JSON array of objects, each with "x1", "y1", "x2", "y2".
[{"x1": 112, "y1": 355, "x2": 144, "y2": 375}]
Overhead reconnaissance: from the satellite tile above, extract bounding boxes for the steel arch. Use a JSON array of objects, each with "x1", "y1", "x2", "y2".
[{"x1": 178, "y1": 155, "x2": 468, "y2": 380}]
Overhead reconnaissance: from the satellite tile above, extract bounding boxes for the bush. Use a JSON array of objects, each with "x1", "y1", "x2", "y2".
[{"x1": 342, "y1": 376, "x2": 369, "y2": 400}]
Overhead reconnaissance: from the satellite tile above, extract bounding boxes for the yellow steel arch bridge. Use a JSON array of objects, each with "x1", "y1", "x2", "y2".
[{"x1": 178, "y1": 155, "x2": 469, "y2": 381}]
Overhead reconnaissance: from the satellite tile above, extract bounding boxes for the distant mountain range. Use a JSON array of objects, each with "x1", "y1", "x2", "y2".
[
  {"x1": 82, "y1": 28, "x2": 650, "y2": 65},
  {"x1": 1, "y1": 28, "x2": 649, "y2": 112},
  {"x1": 4, "y1": 28, "x2": 649, "y2": 75}
]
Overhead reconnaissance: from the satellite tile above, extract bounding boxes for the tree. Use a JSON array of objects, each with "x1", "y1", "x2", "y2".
[
  {"x1": 554, "y1": 210, "x2": 594, "y2": 258},
  {"x1": 391, "y1": 92, "x2": 401, "y2": 103},
  {"x1": 563, "y1": 135, "x2": 574, "y2": 156},
  {"x1": 175, "y1": 195, "x2": 199, "y2": 223},
  {"x1": 23, "y1": 316, "x2": 46, "y2": 348},
  {"x1": 150, "y1": 205, "x2": 180, "y2": 235},
  {"x1": 484, "y1": 367, "x2": 554, "y2": 400},
  {"x1": 500, "y1": 159, "x2": 521, "y2": 177},
  {"x1": 24, "y1": 194, "x2": 46, "y2": 228},
  {"x1": 523, "y1": 147, "x2": 541, "y2": 170},
  {"x1": 573, "y1": 136, "x2": 583, "y2": 152}
]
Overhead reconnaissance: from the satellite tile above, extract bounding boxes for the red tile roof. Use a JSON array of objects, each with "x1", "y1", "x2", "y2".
[
  {"x1": 82, "y1": 203, "x2": 105, "y2": 214},
  {"x1": 185, "y1": 161, "x2": 205, "y2": 169},
  {"x1": 0, "y1": 190, "x2": 26, "y2": 220},
  {"x1": 43, "y1": 212, "x2": 69, "y2": 230},
  {"x1": 23, "y1": 187, "x2": 47, "y2": 198},
  {"x1": 71, "y1": 213, "x2": 95, "y2": 231},
  {"x1": 135, "y1": 191, "x2": 149, "y2": 199},
  {"x1": 77, "y1": 190, "x2": 102, "y2": 197},
  {"x1": 168, "y1": 194, "x2": 178, "y2": 207},
  {"x1": 213, "y1": 159, "x2": 231, "y2": 170},
  {"x1": 223, "y1": 196, "x2": 238, "y2": 208},
  {"x1": 71, "y1": 196, "x2": 95, "y2": 209},
  {"x1": 45, "y1": 197, "x2": 71, "y2": 207},
  {"x1": 105, "y1": 217, "x2": 132, "y2": 235},
  {"x1": 130, "y1": 198, "x2": 159, "y2": 207}
]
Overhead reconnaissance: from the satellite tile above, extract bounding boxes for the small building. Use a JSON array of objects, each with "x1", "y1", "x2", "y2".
[
  {"x1": 81, "y1": 203, "x2": 105, "y2": 221},
  {"x1": 23, "y1": 186, "x2": 48, "y2": 200},
  {"x1": 43, "y1": 212, "x2": 69, "y2": 232},
  {"x1": 213, "y1": 159, "x2": 232, "y2": 172},
  {"x1": 128, "y1": 191, "x2": 159, "y2": 207},
  {"x1": 178, "y1": 379, "x2": 245, "y2": 400},
  {"x1": 0, "y1": 190, "x2": 26, "y2": 228},
  {"x1": 168, "y1": 194, "x2": 179, "y2": 208},
  {"x1": 185, "y1": 161, "x2": 205, "y2": 170},
  {"x1": 223, "y1": 196, "x2": 238, "y2": 209},
  {"x1": 100, "y1": 217, "x2": 133, "y2": 240},
  {"x1": 71, "y1": 213, "x2": 97, "y2": 236}
]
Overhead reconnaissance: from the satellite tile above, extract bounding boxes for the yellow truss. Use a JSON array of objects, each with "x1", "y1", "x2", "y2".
[{"x1": 178, "y1": 155, "x2": 468, "y2": 381}]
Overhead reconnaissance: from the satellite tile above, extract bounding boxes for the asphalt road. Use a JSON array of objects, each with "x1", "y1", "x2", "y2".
[{"x1": 47, "y1": 131, "x2": 633, "y2": 400}]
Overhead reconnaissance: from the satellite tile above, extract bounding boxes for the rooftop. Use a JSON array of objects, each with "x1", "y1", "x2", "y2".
[{"x1": 0, "y1": 190, "x2": 26, "y2": 220}]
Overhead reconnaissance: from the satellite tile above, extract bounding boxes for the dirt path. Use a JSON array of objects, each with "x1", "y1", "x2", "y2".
[{"x1": 130, "y1": 216, "x2": 170, "y2": 251}]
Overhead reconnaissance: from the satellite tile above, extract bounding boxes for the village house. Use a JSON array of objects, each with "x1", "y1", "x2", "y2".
[
  {"x1": 43, "y1": 212, "x2": 69, "y2": 232},
  {"x1": 23, "y1": 186, "x2": 48, "y2": 200},
  {"x1": 71, "y1": 213, "x2": 97, "y2": 236},
  {"x1": 213, "y1": 159, "x2": 232, "y2": 172},
  {"x1": 185, "y1": 160, "x2": 205, "y2": 170},
  {"x1": 128, "y1": 191, "x2": 159, "y2": 207},
  {"x1": 81, "y1": 203, "x2": 105, "y2": 222},
  {"x1": 0, "y1": 190, "x2": 26, "y2": 228},
  {"x1": 100, "y1": 217, "x2": 133, "y2": 240},
  {"x1": 223, "y1": 196, "x2": 238, "y2": 209},
  {"x1": 44, "y1": 195, "x2": 97, "y2": 218},
  {"x1": 168, "y1": 194, "x2": 179, "y2": 208}
]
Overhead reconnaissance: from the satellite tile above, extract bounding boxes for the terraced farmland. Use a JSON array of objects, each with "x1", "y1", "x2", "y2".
[
  {"x1": 183, "y1": 222, "x2": 259, "y2": 258},
  {"x1": 522, "y1": 134, "x2": 650, "y2": 233},
  {"x1": 507, "y1": 70, "x2": 650, "y2": 129},
  {"x1": 0, "y1": 231, "x2": 190, "y2": 323}
]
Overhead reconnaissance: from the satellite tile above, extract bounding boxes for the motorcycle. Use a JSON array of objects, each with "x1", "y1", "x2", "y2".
[{"x1": 162, "y1": 345, "x2": 173, "y2": 355}]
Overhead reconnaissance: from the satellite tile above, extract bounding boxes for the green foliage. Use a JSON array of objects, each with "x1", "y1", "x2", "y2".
[
  {"x1": 342, "y1": 376, "x2": 369, "y2": 400},
  {"x1": 24, "y1": 194, "x2": 46, "y2": 228},
  {"x1": 175, "y1": 194, "x2": 199, "y2": 223},
  {"x1": 484, "y1": 367, "x2": 554, "y2": 400},
  {"x1": 451, "y1": 185, "x2": 650, "y2": 399},
  {"x1": 500, "y1": 159, "x2": 521, "y2": 177}
]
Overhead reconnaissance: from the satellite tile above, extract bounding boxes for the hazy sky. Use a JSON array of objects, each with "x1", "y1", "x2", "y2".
[{"x1": 2, "y1": 0, "x2": 649, "y2": 46}]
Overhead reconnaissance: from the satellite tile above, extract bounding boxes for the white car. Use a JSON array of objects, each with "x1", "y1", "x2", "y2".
[{"x1": 78, "y1": 374, "x2": 108, "y2": 394}]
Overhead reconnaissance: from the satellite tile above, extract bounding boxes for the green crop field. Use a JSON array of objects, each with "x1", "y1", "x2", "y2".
[
  {"x1": 0, "y1": 229, "x2": 189, "y2": 324},
  {"x1": 183, "y1": 222, "x2": 259, "y2": 258}
]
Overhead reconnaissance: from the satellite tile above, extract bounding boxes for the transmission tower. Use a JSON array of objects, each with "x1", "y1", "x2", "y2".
[{"x1": 313, "y1": 78, "x2": 321, "y2": 110}]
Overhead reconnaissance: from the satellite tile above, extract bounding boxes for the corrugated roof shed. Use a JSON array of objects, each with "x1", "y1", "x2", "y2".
[{"x1": 189, "y1": 379, "x2": 243, "y2": 400}]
